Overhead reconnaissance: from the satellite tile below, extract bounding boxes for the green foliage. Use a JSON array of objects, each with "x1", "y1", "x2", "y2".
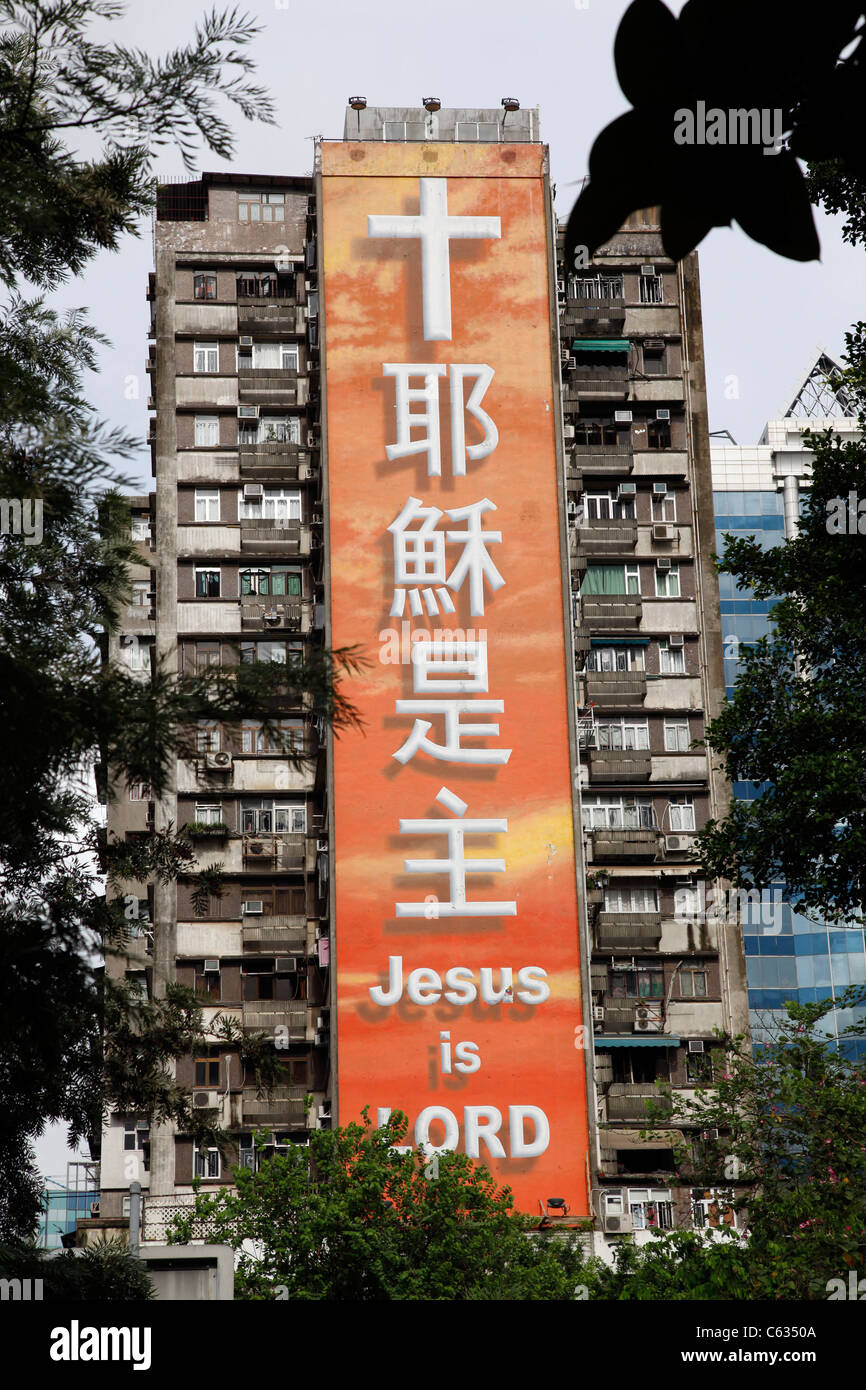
[
  {"x1": 806, "y1": 159, "x2": 866, "y2": 249},
  {"x1": 0, "y1": 1236, "x2": 155, "y2": 1300},
  {"x1": 0, "y1": 0, "x2": 354, "y2": 1243},
  {"x1": 103, "y1": 978, "x2": 285, "y2": 1152},
  {"x1": 168, "y1": 1112, "x2": 598, "y2": 1300},
  {"x1": 695, "y1": 324, "x2": 866, "y2": 920},
  {"x1": 565, "y1": 0, "x2": 865, "y2": 266},
  {"x1": 0, "y1": 0, "x2": 275, "y2": 289},
  {"x1": 181, "y1": 821, "x2": 230, "y2": 837}
]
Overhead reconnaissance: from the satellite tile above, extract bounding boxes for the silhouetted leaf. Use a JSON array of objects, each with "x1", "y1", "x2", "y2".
[
  {"x1": 614, "y1": 0, "x2": 680, "y2": 108},
  {"x1": 732, "y1": 151, "x2": 819, "y2": 261}
]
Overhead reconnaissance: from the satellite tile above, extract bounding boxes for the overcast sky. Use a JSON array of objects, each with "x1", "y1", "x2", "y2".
[{"x1": 36, "y1": 0, "x2": 865, "y2": 1176}]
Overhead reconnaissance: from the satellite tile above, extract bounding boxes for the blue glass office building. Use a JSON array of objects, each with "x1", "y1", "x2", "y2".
[
  {"x1": 710, "y1": 355, "x2": 866, "y2": 1055},
  {"x1": 37, "y1": 1165, "x2": 99, "y2": 1248}
]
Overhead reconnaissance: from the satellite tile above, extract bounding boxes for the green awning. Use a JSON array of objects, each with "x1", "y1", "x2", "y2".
[
  {"x1": 595, "y1": 1036, "x2": 681, "y2": 1048},
  {"x1": 590, "y1": 637, "x2": 649, "y2": 646},
  {"x1": 571, "y1": 338, "x2": 629, "y2": 352}
]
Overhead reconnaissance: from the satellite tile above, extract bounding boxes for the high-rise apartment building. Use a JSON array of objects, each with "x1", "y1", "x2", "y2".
[
  {"x1": 558, "y1": 210, "x2": 749, "y2": 1248},
  {"x1": 711, "y1": 355, "x2": 866, "y2": 1058},
  {"x1": 98, "y1": 172, "x2": 328, "y2": 1241},
  {"x1": 95, "y1": 105, "x2": 749, "y2": 1255}
]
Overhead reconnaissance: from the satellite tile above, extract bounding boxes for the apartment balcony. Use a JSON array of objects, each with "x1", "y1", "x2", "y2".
[
  {"x1": 622, "y1": 305, "x2": 680, "y2": 337},
  {"x1": 599, "y1": 996, "x2": 639, "y2": 1034},
  {"x1": 595, "y1": 912, "x2": 663, "y2": 950},
  {"x1": 176, "y1": 376, "x2": 238, "y2": 409},
  {"x1": 574, "y1": 632, "x2": 591, "y2": 668},
  {"x1": 629, "y1": 377, "x2": 685, "y2": 404},
  {"x1": 589, "y1": 827, "x2": 660, "y2": 861},
  {"x1": 242, "y1": 832, "x2": 309, "y2": 872},
  {"x1": 122, "y1": 605, "x2": 155, "y2": 632},
  {"x1": 584, "y1": 670, "x2": 647, "y2": 707},
  {"x1": 240, "y1": 596, "x2": 311, "y2": 633},
  {"x1": 177, "y1": 601, "x2": 243, "y2": 635},
  {"x1": 241, "y1": 1085, "x2": 308, "y2": 1127},
  {"x1": 239, "y1": 519, "x2": 312, "y2": 555},
  {"x1": 561, "y1": 297, "x2": 626, "y2": 333},
  {"x1": 242, "y1": 915, "x2": 308, "y2": 953},
  {"x1": 568, "y1": 534, "x2": 588, "y2": 582},
  {"x1": 635, "y1": 524, "x2": 691, "y2": 560},
  {"x1": 238, "y1": 441, "x2": 317, "y2": 481},
  {"x1": 600, "y1": 994, "x2": 666, "y2": 1033},
  {"x1": 177, "y1": 524, "x2": 241, "y2": 556},
  {"x1": 178, "y1": 451, "x2": 240, "y2": 484},
  {"x1": 650, "y1": 753, "x2": 709, "y2": 783},
  {"x1": 561, "y1": 367, "x2": 629, "y2": 406},
  {"x1": 582, "y1": 596, "x2": 642, "y2": 630},
  {"x1": 242, "y1": 1000, "x2": 308, "y2": 1040},
  {"x1": 631, "y1": 450, "x2": 688, "y2": 480},
  {"x1": 175, "y1": 303, "x2": 237, "y2": 336},
  {"x1": 236, "y1": 301, "x2": 303, "y2": 336},
  {"x1": 606, "y1": 1083, "x2": 672, "y2": 1122},
  {"x1": 587, "y1": 749, "x2": 652, "y2": 783},
  {"x1": 237, "y1": 368, "x2": 308, "y2": 407},
  {"x1": 579, "y1": 518, "x2": 638, "y2": 555},
  {"x1": 567, "y1": 443, "x2": 633, "y2": 482},
  {"x1": 644, "y1": 674, "x2": 702, "y2": 711}
]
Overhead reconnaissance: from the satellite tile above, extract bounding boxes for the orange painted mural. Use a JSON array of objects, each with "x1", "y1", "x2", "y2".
[{"x1": 320, "y1": 140, "x2": 589, "y2": 1214}]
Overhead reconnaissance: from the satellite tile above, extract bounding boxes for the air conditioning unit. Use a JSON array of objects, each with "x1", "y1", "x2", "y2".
[
  {"x1": 243, "y1": 483, "x2": 264, "y2": 500},
  {"x1": 238, "y1": 405, "x2": 258, "y2": 418},
  {"x1": 653, "y1": 482, "x2": 669, "y2": 495},
  {"x1": 275, "y1": 957, "x2": 298, "y2": 974},
  {"x1": 204, "y1": 752, "x2": 233, "y2": 771},
  {"x1": 246, "y1": 839, "x2": 271, "y2": 857},
  {"x1": 653, "y1": 524, "x2": 675, "y2": 541},
  {"x1": 311, "y1": 512, "x2": 323, "y2": 525},
  {"x1": 563, "y1": 424, "x2": 575, "y2": 439},
  {"x1": 634, "y1": 1005, "x2": 662, "y2": 1033},
  {"x1": 665, "y1": 835, "x2": 689, "y2": 853},
  {"x1": 617, "y1": 482, "x2": 636, "y2": 497},
  {"x1": 317, "y1": 1104, "x2": 331, "y2": 1121},
  {"x1": 203, "y1": 958, "x2": 220, "y2": 974},
  {"x1": 614, "y1": 410, "x2": 633, "y2": 423},
  {"x1": 644, "y1": 338, "x2": 665, "y2": 352},
  {"x1": 239, "y1": 335, "x2": 253, "y2": 347},
  {"x1": 669, "y1": 633, "x2": 685, "y2": 647},
  {"x1": 306, "y1": 429, "x2": 319, "y2": 447},
  {"x1": 640, "y1": 264, "x2": 655, "y2": 276},
  {"x1": 262, "y1": 608, "x2": 282, "y2": 625},
  {"x1": 556, "y1": 278, "x2": 566, "y2": 295},
  {"x1": 656, "y1": 408, "x2": 671, "y2": 421},
  {"x1": 656, "y1": 556, "x2": 672, "y2": 570},
  {"x1": 316, "y1": 839, "x2": 328, "y2": 853},
  {"x1": 603, "y1": 1213, "x2": 634, "y2": 1234},
  {"x1": 592, "y1": 1005, "x2": 605, "y2": 1023},
  {"x1": 242, "y1": 901, "x2": 264, "y2": 915},
  {"x1": 688, "y1": 1040, "x2": 705, "y2": 1054},
  {"x1": 193, "y1": 1091, "x2": 220, "y2": 1109}
]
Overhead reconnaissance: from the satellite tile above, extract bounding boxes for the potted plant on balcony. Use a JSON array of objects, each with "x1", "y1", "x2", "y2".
[
  {"x1": 586, "y1": 871, "x2": 609, "y2": 907},
  {"x1": 182, "y1": 820, "x2": 230, "y2": 840}
]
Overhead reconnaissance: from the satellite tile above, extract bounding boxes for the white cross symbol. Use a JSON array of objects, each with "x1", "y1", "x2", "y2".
[{"x1": 368, "y1": 178, "x2": 501, "y2": 342}]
